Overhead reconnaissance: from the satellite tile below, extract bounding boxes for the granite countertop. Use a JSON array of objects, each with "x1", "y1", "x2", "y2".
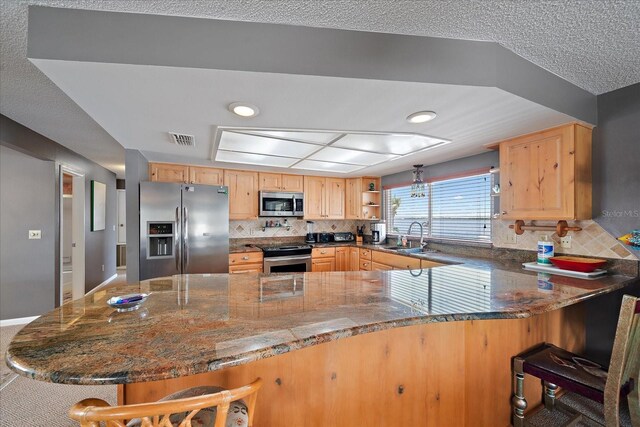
[{"x1": 6, "y1": 262, "x2": 637, "y2": 385}]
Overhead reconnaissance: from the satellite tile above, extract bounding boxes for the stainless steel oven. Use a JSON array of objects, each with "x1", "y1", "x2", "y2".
[
  {"x1": 259, "y1": 192, "x2": 304, "y2": 217},
  {"x1": 261, "y1": 245, "x2": 312, "y2": 273}
]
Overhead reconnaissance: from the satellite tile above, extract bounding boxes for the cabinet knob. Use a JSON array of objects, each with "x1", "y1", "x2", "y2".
[
  {"x1": 502, "y1": 211, "x2": 507, "y2": 215},
  {"x1": 363, "y1": 262, "x2": 368, "y2": 266},
  {"x1": 321, "y1": 251, "x2": 326, "y2": 254},
  {"x1": 242, "y1": 256, "x2": 249, "y2": 260}
]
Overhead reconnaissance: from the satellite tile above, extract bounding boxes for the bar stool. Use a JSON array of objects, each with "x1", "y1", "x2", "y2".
[
  {"x1": 69, "y1": 378, "x2": 262, "y2": 427},
  {"x1": 511, "y1": 295, "x2": 639, "y2": 426}
]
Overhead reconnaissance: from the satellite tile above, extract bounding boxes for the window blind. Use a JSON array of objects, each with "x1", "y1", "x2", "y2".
[{"x1": 384, "y1": 173, "x2": 492, "y2": 243}]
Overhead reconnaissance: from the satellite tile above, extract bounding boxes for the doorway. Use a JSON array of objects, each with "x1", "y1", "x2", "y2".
[{"x1": 60, "y1": 167, "x2": 85, "y2": 304}]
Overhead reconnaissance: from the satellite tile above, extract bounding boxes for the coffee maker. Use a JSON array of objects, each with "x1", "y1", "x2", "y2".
[
  {"x1": 305, "y1": 221, "x2": 316, "y2": 243},
  {"x1": 370, "y1": 222, "x2": 386, "y2": 245}
]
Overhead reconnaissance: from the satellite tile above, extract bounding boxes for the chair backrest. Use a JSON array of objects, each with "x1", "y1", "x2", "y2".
[
  {"x1": 604, "y1": 295, "x2": 640, "y2": 426},
  {"x1": 69, "y1": 378, "x2": 262, "y2": 427}
]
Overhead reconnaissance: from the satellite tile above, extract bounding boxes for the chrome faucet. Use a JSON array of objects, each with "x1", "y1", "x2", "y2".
[{"x1": 407, "y1": 221, "x2": 428, "y2": 248}]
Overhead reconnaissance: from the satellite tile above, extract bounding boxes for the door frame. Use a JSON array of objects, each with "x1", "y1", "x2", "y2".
[{"x1": 59, "y1": 165, "x2": 86, "y2": 304}]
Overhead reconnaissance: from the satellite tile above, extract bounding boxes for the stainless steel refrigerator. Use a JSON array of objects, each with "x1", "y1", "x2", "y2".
[{"x1": 139, "y1": 182, "x2": 229, "y2": 280}]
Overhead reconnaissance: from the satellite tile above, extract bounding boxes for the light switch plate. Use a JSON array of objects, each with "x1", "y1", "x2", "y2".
[
  {"x1": 28, "y1": 230, "x2": 42, "y2": 239},
  {"x1": 505, "y1": 232, "x2": 517, "y2": 244},
  {"x1": 560, "y1": 235, "x2": 572, "y2": 249}
]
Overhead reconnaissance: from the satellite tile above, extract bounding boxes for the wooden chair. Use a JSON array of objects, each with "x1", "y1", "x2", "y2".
[
  {"x1": 511, "y1": 295, "x2": 639, "y2": 426},
  {"x1": 69, "y1": 378, "x2": 262, "y2": 427}
]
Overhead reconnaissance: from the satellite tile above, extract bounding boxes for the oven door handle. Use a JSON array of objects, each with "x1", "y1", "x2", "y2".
[{"x1": 264, "y1": 255, "x2": 311, "y2": 263}]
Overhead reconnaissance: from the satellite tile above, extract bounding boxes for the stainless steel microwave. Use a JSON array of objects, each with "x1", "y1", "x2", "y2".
[{"x1": 259, "y1": 191, "x2": 304, "y2": 217}]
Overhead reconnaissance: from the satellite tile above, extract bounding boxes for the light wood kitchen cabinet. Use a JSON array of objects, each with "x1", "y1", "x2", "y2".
[
  {"x1": 348, "y1": 247, "x2": 360, "y2": 271},
  {"x1": 499, "y1": 123, "x2": 592, "y2": 220},
  {"x1": 281, "y1": 174, "x2": 304, "y2": 192},
  {"x1": 335, "y1": 247, "x2": 348, "y2": 272},
  {"x1": 345, "y1": 178, "x2": 363, "y2": 219},
  {"x1": 190, "y1": 166, "x2": 224, "y2": 185},
  {"x1": 228, "y1": 252, "x2": 263, "y2": 274},
  {"x1": 326, "y1": 178, "x2": 346, "y2": 219},
  {"x1": 371, "y1": 261, "x2": 393, "y2": 271},
  {"x1": 359, "y1": 247, "x2": 372, "y2": 271},
  {"x1": 258, "y1": 173, "x2": 304, "y2": 192},
  {"x1": 224, "y1": 170, "x2": 259, "y2": 220},
  {"x1": 149, "y1": 163, "x2": 190, "y2": 183},
  {"x1": 359, "y1": 259, "x2": 372, "y2": 271},
  {"x1": 312, "y1": 258, "x2": 335, "y2": 272},
  {"x1": 372, "y1": 251, "x2": 422, "y2": 270},
  {"x1": 304, "y1": 177, "x2": 345, "y2": 219}
]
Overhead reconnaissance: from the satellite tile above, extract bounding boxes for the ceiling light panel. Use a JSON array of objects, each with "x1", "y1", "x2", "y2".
[
  {"x1": 243, "y1": 130, "x2": 341, "y2": 145},
  {"x1": 308, "y1": 147, "x2": 397, "y2": 165},
  {"x1": 291, "y1": 160, "x2": 365, "y2": 173},
  {"x1": 215, "y1": 151, "x2": 298, "y2": 168},
  {"x1": 333, "y1": 133, "x2": 445, "y2": 155},
  {"x1": 219, "y1": 131, "x2": 318, "y2": 158}
]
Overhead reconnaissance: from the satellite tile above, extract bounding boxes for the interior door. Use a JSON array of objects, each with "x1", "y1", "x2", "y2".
[{"x1": 182, "y1": 184, "x2": 229, "y2": 274}]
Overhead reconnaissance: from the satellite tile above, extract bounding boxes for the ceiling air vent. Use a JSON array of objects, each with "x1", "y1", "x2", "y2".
[{"x1": 168, "y1": 132, "x2": 195, "y2": 147}]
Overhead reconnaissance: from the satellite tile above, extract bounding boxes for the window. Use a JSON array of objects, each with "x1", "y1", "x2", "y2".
[{"x1": 384, "y1": 173, "x2": 492, "y2": 243}]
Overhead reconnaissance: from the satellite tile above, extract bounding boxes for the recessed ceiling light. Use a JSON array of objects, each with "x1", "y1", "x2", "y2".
[
  {"x1": 228, "y1": 102, "x2": 259, "y2": 118},
  {"x1": 406, "y1": 111, "x2": 437, "y2": 124}
]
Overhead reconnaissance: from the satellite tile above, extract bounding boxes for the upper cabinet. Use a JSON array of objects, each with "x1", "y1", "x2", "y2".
[
  {"x1": 345, "y1": 177, "x2": 381, "y2": 220},
  {"x1": 499, "y1": 123, "x2": 592, "y2": 220},
  {"x1": 149, "y1": 163, "x2": 189, "y2": 183},
  {"x1": 149, "y1": 163, "x2": 223, "y2": 186},
  {"x1": 304, "y1": 176, "x2": 345, "y2": 219},
  {"x1": 190, "y1": 167, "x2": 224, "y2": 185},
  {"x1": 224, "y1": 170, "x2": 259, "y2": 220},
  {"x1": 258, "y1": 173, "x2": 304, "y2": 192}
]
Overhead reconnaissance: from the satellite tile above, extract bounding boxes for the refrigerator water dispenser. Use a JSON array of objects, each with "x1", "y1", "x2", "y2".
[{"x1": 147, "y1": 222, "x2": 174, "y2": 258}]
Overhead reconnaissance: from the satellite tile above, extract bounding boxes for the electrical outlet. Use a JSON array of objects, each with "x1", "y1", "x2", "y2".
[
  {"x1": 505, "y1": 232, "x2": 517, "y2": 244},
  {"x1": 101, "y1": 264, "x2": 105, "y2": 272},
  {"x1": 249, "y1": 228, "x2": 255, "y2": 236},
  {"x1": 28, "y1": 230, "x2": 41, "y2": 239},
  {"x1": 560, "y1": 235, "x2": 572, "y2": 249}
]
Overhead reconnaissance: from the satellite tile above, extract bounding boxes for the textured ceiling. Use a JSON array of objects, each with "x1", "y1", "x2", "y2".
[{"x1": 1, "y1": 0, "x2": 639, "y2": 176}]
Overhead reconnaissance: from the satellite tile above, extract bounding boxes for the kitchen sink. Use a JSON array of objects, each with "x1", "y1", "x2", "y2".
[{"x1": 384, "y1": 246, "x2": 438, "y2": 255}]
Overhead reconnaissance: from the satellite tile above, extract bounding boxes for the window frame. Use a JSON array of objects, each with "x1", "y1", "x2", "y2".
[{"x1": 383, "y1": 170, "x2": 494, "y2": 247}]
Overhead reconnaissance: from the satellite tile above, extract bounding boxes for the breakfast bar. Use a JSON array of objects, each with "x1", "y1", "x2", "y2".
[{"x1": 6, "y1": 259, "x2": 637, "y2": 426}]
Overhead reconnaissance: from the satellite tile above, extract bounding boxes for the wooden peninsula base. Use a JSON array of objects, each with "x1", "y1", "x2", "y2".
[{"x1": 119, "y1": 304, "x2": 585, "y2": 427}]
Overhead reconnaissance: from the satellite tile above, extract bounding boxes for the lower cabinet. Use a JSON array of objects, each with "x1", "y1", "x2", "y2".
[
  {"x1": 371, "y1": 261, "x2": 393, "y2": 271},
  {"x1": 312, "y1": 258, "x2": 335, "y2": 272},
  {"x1": 372, "y1": 251, "x2": 422, "y2": 270},
  {"x1": 228, "y1": 252, "x2": 263, "y2": 274},
  {"x1": 348, "y1": 247, "x2": 360, "y2": 271},
  {"x1": 335, "y1": 247, "x2": 348, "y2": 272}
]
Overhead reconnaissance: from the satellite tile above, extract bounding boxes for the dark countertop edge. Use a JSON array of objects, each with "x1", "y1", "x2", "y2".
[{"x1": 7, "y1": 274, "x2": 636, "y2": 386}]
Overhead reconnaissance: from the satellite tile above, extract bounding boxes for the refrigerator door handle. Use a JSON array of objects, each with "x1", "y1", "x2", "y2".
[
  {"x1": 183, "y1": 206, "x2": 189, "y2": 268},
  {"x1": 175, "y1": 207, "x2": 181, "y2": 271}
]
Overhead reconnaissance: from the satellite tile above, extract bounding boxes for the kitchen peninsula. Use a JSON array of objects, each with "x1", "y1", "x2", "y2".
[{"x1": 6, "y1": 254, "x2": 638, "y2": 426}]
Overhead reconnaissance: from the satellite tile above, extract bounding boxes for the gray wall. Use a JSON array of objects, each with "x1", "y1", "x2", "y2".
[
  {"x1": 381, "y1": 151, "x2": 499, "y2": 189},
  {"x1": 125, "y1": 149, "x2": 148, "y2": 283},
  {"x1": 0, "y1": 114, "x2": 117, "y2": 317},
  {"x1": 592, "y1": 82, "x2": 640, "y2": 238},
  {"x1": 0, "y1": 146, "x2": 56, "y2": 319}
]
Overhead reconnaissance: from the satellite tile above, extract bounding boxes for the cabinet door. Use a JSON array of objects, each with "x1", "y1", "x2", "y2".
[
  {"x1": 312, "y1": 258, "x2": 335, "y2": 272},
  {"x1": 348, "y1": 247, "x2": 360, "y2": 271},
  {"x1": 345, "y1": 178, "x2": 362, "y2": 219},
  {"x1": 325, "y1": 178, "x2": 345, "y2": 219},
  {"x1": 500, "y1": 126, "x2": 575, "y2": 219},
  {"x1": 371, "y1": 261, "x2": 393, "y2": 271},
  {"x1": 149, "y1": 163, "x2": 189, "y2": 183},
  {"x1": 229, "y1": 264, "x2": 263, "y2": 274},
  {"x1": 304, "y1": 176, "x2": 326, "y2": 219},
  {"x1": 335, "y1": 247, "x2": 348, "y2": 272},
  {"x1": 258, "y1": 173, "x2": 282, "y2": 191},
  {"x1": 372, "y1": 251, "x2": 421, "y2": 269},
  {"x1": 190, "y1": 167, "x2": 224, "y2": 186},
  {"x1": 359, "y1": 259, "x2": 372, "y2": 271},
  {"x1": 281, "y1": 174, "x2": 304, "y2": 192},
  {"x1": 225, "y1": 170, "x2": 259, "y2": 220}
]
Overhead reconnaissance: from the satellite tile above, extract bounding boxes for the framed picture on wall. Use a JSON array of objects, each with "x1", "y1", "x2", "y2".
[{"x1": 91, "y1": 180, "x2": 106, "y2": 231}]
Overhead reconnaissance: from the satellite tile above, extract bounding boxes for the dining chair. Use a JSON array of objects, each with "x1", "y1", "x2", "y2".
[
  {"x1": 511, "y1": 295, "x2": 639, "y2": 426},
  {"x1": 69, "y1": 377, "x2": 262, "y2": 427}
]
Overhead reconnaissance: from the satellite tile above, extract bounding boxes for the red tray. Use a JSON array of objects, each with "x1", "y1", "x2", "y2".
[{"x1": 549, "y1": 256, "x2": 607, "y2": 273}]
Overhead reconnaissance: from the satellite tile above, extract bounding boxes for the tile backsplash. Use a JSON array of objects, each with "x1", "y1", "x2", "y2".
[
  {"x1": 492, "y1": 219, "x2": 637, "y2": 260},
  {"x1": 230, "y1": 219, "x2": 368, "y2": 239}
]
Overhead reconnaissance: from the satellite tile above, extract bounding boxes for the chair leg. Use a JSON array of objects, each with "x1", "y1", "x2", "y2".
[
  {"x1": 512, "y1": 358, "x2": 527, "y2": 427},
  {"x1": 543, "y1": 381, "x2": 558, "y2": 410}
]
